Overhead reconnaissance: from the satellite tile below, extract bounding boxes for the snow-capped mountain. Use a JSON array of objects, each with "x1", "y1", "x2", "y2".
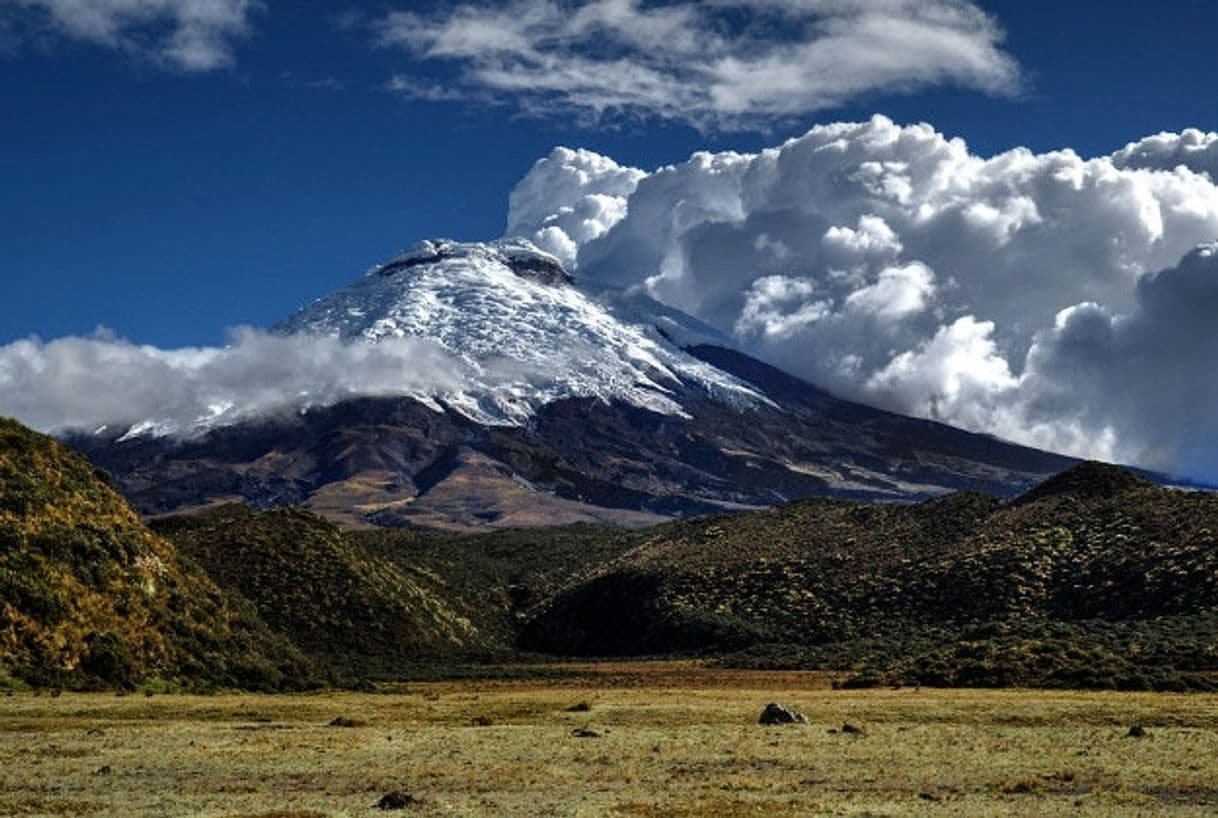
[
  {"x1": 72, "y1": 239, "x2": 1082, "y2": 530},
  {"x1": 275, "y1": 238, "x2": 765, "y2": 425}
]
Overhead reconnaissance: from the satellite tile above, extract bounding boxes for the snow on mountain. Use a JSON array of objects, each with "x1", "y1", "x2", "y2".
[{"x1": 275, "y1": 238, "x2": 767, "y2": 426}]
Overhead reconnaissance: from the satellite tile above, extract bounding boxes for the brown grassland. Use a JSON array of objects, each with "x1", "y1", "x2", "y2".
[{"x1": 2, "y1": 662, "x2": 1217, "y2": 817}]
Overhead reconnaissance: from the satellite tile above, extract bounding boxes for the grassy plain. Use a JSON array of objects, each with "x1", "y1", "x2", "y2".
[{"x1": 2, "y1": 663, "x2": 1216, "y2": 817}]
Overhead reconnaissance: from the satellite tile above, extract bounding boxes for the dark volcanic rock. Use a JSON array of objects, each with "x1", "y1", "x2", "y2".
[
  {"x1": 376, "y1": 791, "x2": 419, "y2": 810},
  {"x1": 759, "y1": 703, "x2": 808, "y2": 725}
]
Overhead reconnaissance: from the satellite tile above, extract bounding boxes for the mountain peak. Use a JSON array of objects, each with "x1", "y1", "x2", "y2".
[
  {"x1": 273, "y1": 237, "x2": 764, "y2": 427},
  {"x1": 1016, "y1": 461, "x2": 1154, "y2": 505},
  {"x1": 370, "y1": 238, "x2": 572, "y2": 286}
]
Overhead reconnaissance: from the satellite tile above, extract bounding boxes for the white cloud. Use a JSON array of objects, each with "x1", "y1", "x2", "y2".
[
  {"x1": 4, "y1": 0, "x2": 257, "y2": 70},
  {"x1": 385, "y1": 74, "x2": 471, "y2": 101},
  {"x1": 506, "y1": 146, "x2": 646, "y2": 268},
  {"x1": 1113, "y1": 129, "x2": 1218, "y2": 179},
  {"x1": 865, "y1": 315, "x2": 1017, "y2": 429},
  {"x1": 374, "y1": 0, "x2": 1020, "y2": 129},
  {"x1": 1016, "y1": 243, "x2": 1218, "y2": 480},
  {"x1": 508, "y1": 116, "x2": 1218, "y2": 479},
  {"x1": 736, "y1": 275, "x2": 829, "y2": 339},
  {"x1": 822, "y1": 215, "x2": 904, "y2": 266},
  {"x1": 844, "y1": 261, "x2": 935, "y2": 319},
  {"x1": 0, "y1": 328, "x2": 466, "y2": 437}
]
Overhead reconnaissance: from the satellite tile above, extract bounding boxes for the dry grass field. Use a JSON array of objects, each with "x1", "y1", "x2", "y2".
[{"x1": 2, "y1": 663, "x2": 1217, "y2": 817}]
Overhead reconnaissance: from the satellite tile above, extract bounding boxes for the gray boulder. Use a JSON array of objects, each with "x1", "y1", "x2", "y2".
[{"x1": 759, "y1": 702, "x2": 808, "y2": 725}]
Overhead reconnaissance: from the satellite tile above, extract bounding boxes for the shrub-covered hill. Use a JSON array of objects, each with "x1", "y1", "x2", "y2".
[
  {"x1": 8, "y1": 416, "x2": 1216, "y2": 695},
  {"x1": 0, "y1": 418, "x2": 313, "y2": 690},
  {"x1": 152, "y1": 508, "x2": 654, "y2": 678},
  {"x1": 350, "y1": 522, "x2": 654, "y2": 651},
  {"x1": 150, "y1": 505, "x2": 504, "y2": 676},
  {"x1": 520, "y1": 462, "x2": 1218, "y2": 690}
]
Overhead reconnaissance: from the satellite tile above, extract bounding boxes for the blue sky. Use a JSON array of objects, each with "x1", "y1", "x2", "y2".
[{"x1": 2, "y1": 0, "x2": 1217, "y2": 347}]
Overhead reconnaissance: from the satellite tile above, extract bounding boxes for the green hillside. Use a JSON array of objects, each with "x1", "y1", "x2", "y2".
[
  {"x1": 8, "y1": 409, "x2": 1216, "y2": 694},
  {"x1": 521, "y1": 463, "x2": 1218, "y2": 690},
  {"x1": 0, "y1": 418, "x2": 313, "y2": 690},
  {"x1": 152, "y1": 505, "x2": 499, "y2": 677},
  {"x1": 151, "y1": 508, "x2": 652, "y2": 679}
]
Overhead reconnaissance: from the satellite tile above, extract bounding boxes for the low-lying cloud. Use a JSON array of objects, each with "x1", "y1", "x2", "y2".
[
  {"x1": 377, "y1": 0, "x2": 1020, "y2": 130},
  {"x1": 4, "y1": 0, "x2": 257, "y2": 71},
  {"x1": 0, "y1": 328, "x2": 465, "y2": 437},
  {"x1": 509, "y1": 116, "x2": 1218, "y2": 480}
]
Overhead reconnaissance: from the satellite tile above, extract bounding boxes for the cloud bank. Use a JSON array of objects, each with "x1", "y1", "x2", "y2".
[
  {"x1": 0, "y1": 328, "x2": 465, "y2": 437},
  {"x1": 4, "y1": 0, "x2": 257, "y2": 70},
  {"x1": 377, "y1": 0, "x2": 1020, "y2": 129},
  {"x1": 509, "y1": 116, "x2": 1218, "y2": 480}
]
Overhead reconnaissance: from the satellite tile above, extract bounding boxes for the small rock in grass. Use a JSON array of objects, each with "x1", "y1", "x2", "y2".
[
  {"x1": 840, "y1": 722, "x2": 864, "y2": 735},
  {"x1": 1127, "y1": 725, "x2": 1147, "y2": 738},
  {"x1": 571, "y1": 727, "x2": 600, "y2": 738},
  {"x1": 377, "y1": 791, "x2": 419, "y2": 810},
  {"x1": 758, "y1": 702, "x2": 808, "y2": 725},
  {"x1": 328, "y1": 716, "x2": 367, "y2": 728},
  {"x1": 566, "y1": 701, "x2": 592, "y2": 712}
]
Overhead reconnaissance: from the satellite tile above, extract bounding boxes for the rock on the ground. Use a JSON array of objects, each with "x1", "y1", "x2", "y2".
[
  {"x1": 377, "y1": 791, "x2": 419, "y2": 810},
  {"x1": 759, "y1": 702, "x2": 808, "y2": 725}
]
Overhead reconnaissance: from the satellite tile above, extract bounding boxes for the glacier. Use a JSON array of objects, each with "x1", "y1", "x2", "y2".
[{"x1": 274, "y1": 238, "x2": 767, "y2": 427}]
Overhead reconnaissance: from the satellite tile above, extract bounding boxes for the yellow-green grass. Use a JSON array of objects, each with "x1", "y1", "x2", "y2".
[{"x1": 2, "y1": 663, "x2": 1216, "y2": 817}]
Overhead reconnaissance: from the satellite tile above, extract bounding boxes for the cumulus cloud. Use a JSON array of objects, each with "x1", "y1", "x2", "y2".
[
  {"x1": 1113, "y1": 129, "x2": 1218, "y2": 178},
  {"x1": 1017, "y1": 244, "x2": 1218, "y2": 480},
  {"x1": 844, "y1": 261, "x2": 935, "y2": 319},
  {"x1": 506, "y1": 147, "x2": 646, "y2": 268},
  {"x1": 374, "y1": 0, "x2": 1020, "y2": 129},
  {"x1": 3, "y1": 0, "x2": 257, "y2": 70},
  {"x1": 0, "y1": 328, "x2": 466, "y2": 437},
  {"x1": 509, "y1": 116, "x2": 1218, "y2": 478}
]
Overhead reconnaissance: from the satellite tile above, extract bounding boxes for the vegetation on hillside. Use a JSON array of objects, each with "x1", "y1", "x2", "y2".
[
  {"x1": 152, "y1": 509, "x2": 653, "y2": 680},
  {"x1": 522, "y1": 463, "x2": 1218, "y2": 690},
  {"x1": 0, "y1": 419, "x2": 314, "y2": 690},
  {"x1": 5, "y1": 409, "x2": 1216, "y2": 693},
  {"x1": 154, "y1": 506, "x2": 498, "y2": 676}
]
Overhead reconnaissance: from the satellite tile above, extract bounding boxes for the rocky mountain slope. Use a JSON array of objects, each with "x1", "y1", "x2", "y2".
[{"x1": 69, "y1": 240, "x2": 1079, "y2": 529}]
